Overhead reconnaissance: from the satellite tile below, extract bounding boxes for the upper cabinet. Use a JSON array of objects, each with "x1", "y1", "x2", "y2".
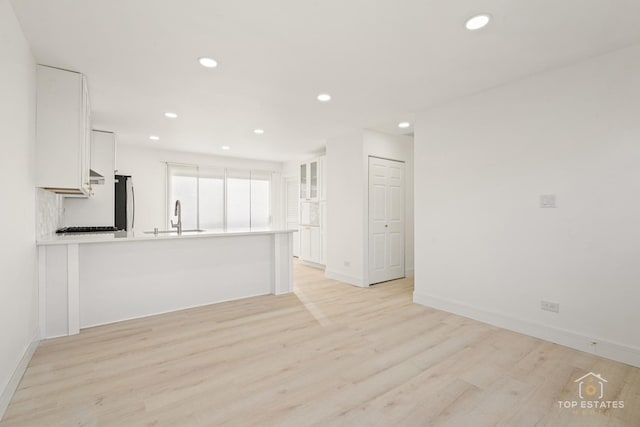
[
  {"x1": 300, "y1": 163, "x2": 307, "y2": 199},
  {"x1": 299, "y1": 156, "x2": 325, "y2": 201},
  {"x1": 36, "y1": 65, "x2": 92, "y2": 197}
]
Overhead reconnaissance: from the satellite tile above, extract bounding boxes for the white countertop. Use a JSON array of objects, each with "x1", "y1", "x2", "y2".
[{"x1": 37, "y1": 228, "x2": 297, "y2": 246}]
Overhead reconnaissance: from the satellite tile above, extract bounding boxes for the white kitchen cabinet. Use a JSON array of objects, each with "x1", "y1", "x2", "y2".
[
  {"x1": 300, "y1": 163, "x2": 308, "y2": 199},
  {"x1": 300, "y1": 225, "x2": 321, "y2": 264},
  {"x1": 299, "y1": 155, "x2": 326, "y2": 266},
  {"x1": 300, "y1": 226, "x2": 311, "y2": 260},
  {"x1": 299, "y1": 156, "x2": 325, "y2": 202},
  {"x1": 63, "y1": 131, "x2": 117, "y2": 227},
  {"x1": 36, "y1": 65, "x2": 92, "y2": 197}
]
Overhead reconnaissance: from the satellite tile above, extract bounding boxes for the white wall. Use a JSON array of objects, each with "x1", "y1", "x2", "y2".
[
  {"x1": 325, "y1": 130, "x2": 414, "y2": 286},
  {"x1": 282, "y1": 160, "x2": 301, "y2": 178},
  {"x1": 0, "y1": 0, "x2": 39, "y2": 417},
  {"x1": 116, "y1": 145, "x2": 283, "y2": 232},
  {"x1": 414, "y1": 45, "x2": 640, "y2": 367},
  {"x1": 325, "y1": 131, "x2": 366, "y2": 285}
]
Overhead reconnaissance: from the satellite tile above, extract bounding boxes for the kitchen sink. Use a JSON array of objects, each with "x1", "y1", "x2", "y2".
[{"x1": 143, "y1": 229, "x2": 206, "y2": 234}]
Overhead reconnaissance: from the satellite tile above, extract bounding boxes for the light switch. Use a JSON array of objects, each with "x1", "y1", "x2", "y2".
[{"x1": 540, "y1": 194, "x2": 556, "y2": 208}]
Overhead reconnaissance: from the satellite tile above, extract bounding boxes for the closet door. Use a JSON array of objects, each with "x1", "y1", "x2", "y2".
[{"x1": 368, "y1": 157, "x2": 405, "y2": 284}]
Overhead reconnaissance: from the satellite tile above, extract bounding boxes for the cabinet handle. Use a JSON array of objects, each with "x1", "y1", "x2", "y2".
[{"x1": 385, "y1": 224, "x2": 388, "y2": 228}]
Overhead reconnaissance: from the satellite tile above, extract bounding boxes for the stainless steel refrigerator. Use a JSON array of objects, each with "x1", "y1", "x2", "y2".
[{"x1": 114, "y1": 175, "x2": 135, "y2": 231}]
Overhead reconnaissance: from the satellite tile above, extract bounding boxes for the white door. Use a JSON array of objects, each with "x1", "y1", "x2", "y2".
[
  {"x1": 285, "y1": 177, "x2": 300, "y2": 257},
  {"x1": 368, "y1": 157, "x2": 405, "y2": 284}
]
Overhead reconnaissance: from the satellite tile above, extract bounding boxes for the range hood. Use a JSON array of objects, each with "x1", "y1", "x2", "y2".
[{"x1": 89, "y1": 169, "x2": 105, "y2": 185}]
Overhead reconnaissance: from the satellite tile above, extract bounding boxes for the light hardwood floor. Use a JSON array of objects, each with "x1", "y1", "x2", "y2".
[{"x1": 2, "y1": 261, "x2": 639, "y2": 426}]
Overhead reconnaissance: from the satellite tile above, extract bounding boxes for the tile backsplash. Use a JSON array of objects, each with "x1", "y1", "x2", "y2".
[{"x1": 36, "y1": 188, "x2": 63, "y2": 238}]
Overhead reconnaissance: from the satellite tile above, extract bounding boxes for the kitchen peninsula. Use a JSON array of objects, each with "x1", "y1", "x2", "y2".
[{"x1": 37, "y1": 229, "x2": 295, "y2": 338}]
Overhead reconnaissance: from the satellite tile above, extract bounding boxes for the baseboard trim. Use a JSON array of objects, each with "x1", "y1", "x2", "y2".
[
  {"x1": 300, "y1": 260, "x2": 326, "y2": 270},
  {"x1": 325, "y1": 270, "x2": 366, "y2": 287},
  {"x1": 413, "y1": 292, "x2": 640, "y2": 368},
  {"x1": 0, "y1": 332, "x2": 39, "y2": 422}
]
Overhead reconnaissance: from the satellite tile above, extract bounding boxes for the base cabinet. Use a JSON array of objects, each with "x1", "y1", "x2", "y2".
[
  {"x1": 38, "y1": 232, "x2": 295, "y2": 338},
  {"x1": 300, "y1": 225, "x2": 322, "y2": 265}
]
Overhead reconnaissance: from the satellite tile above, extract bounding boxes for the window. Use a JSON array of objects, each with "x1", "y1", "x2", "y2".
[
  {"x1": 250, "y1": 171, "x2": 271, "y2": 230},
  {"x1": 167, "y1": 163, "x2": 272, "y2": 231},
  {"x1": 226, "y1": 169, "x2": 251, "y2": 229},
  {"x1": 199, "y1": 167, "x2": 225, "y2": 230},
  {"x1": 167, "y1": 164, "x2": 198, "y2": 230}
]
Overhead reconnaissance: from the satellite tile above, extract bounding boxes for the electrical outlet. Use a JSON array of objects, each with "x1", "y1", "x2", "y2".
[
  {"x1": 540, "y1": 300, "x2": 560, "y2": 313},
  {"x1": 344, "y1": 261, "x2": 351, "y2": 267}
]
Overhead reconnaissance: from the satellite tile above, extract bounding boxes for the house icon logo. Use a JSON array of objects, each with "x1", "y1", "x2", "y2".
[
  {"x1": 574, "y1": 372, "x2": 607, "y2": 399},
  {"x1": 558, "y1": 372, "x2": 623, "y2": 412}
]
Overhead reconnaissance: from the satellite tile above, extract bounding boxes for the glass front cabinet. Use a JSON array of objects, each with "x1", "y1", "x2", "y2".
[
  {"x1": 299, "y1": 157, "x2": 324, "y2": 202},
  {"x1": 299, "y1": 163, "x2": 307, "y2": 199}
]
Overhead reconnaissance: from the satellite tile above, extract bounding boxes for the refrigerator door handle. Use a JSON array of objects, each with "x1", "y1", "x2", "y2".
[{"x1": 131, "y1": 184, "x2": 135, "y2": 229}]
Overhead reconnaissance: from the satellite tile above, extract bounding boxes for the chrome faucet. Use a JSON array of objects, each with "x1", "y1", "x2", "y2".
[{"x1": 170, "y1": 200, "x2": 182, "y2": 235}]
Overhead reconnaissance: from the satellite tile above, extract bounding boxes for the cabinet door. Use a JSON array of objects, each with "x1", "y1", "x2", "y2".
[
  {"x1": 310, "y1": 226, "x2": 321, "y2": 262},
  {"x1": 300, "y1": 226, "x2": 312, "y2": 260},
  {"x1": 301, "y1": 225, "x2": 323, "y2": 264},
  {"x1": 300, "y1": 164, "x2": 307, "y2": 199},
  {"x1": 309, "y1": 160, "x2": 318, "y2": 199},
  {"x1": 36, "y1": 65, "x2": 88, "y2": 195}
]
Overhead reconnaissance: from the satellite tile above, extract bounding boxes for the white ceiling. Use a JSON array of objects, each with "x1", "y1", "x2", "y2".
[{"x1": 10, "y1": 0, "x2": 640, "y2": 162}]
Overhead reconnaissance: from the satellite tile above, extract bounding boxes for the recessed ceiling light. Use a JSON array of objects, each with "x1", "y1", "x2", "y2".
[
  {"x1": 221, "y1": 145, "x2": 230, "y2": 150},
  {"x1": 465, "y1": 14, "x2": 491, "y2": 30},
  {"x1": 164, "y1": 112, "x2": 178, "y2": 118},
  {"x1": 317, "y1": 93, "x2": 331, "y2": 102},
  {"x1": 398, "y1": 122, "x2": 411, "y2": 129},
  {"x1": 253, "y1": 129, "x2": 265, "y2": 135},
  {"x1": 198, "y1": 57, "x2": 218, "y2": 68},
  {"x1": 149, "y1": 135, "x2": 160, "y2": 141}
]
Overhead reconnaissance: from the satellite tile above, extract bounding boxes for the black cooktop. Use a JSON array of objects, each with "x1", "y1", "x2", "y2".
[{"x1": 56, "y1": 226, "x2": 119, "y2": 234}]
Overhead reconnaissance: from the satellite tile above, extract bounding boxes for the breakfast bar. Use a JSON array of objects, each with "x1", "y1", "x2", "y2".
[{"x1": 37, "y1": 229, "x2": 295, "y2": 338}]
